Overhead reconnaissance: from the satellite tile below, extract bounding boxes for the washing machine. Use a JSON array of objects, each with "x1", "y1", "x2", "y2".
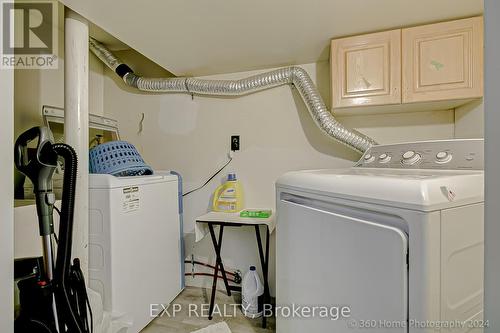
[
  {"x1": 89, "y1": 173, "x2": 183, "y2": 333},
  {"x1": 276, "y1": 139, "x2": 484, "y2": 333}
]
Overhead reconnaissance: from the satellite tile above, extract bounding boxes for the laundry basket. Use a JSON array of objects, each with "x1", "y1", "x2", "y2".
[{"x1": 89, "y1": 141, "x2": 153, "y2": 176}]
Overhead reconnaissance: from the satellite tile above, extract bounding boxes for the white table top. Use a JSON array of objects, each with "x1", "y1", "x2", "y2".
[{"x1": 195, "y1": 210, "x2": 276, "y2": 242}]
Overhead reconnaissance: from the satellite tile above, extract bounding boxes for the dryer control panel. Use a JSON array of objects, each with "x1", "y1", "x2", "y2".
[{"x1": 355, "y1": 139, "x2": 484, "y2": 170}]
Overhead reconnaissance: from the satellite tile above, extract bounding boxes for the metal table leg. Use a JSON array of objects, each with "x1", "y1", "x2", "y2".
[
  {"x1": 255, "y1": 225, "x2": 270, "y2": 329},
  {"x1": 207, "y1": 224, "x2": 232, "y2": 320}
]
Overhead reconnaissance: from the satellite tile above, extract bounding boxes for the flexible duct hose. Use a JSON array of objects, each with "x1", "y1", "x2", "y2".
[{"x1": 89, "y1": 38, "x2": 377, "y2": 153}]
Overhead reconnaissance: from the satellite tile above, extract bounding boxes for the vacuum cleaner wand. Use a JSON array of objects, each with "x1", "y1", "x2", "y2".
[
  {"x1": 14, "y1": 126, "x2": 91, "y2": 333},
  {"x1": 14, "y1": 126, "x2": 58, "y2": 279}
]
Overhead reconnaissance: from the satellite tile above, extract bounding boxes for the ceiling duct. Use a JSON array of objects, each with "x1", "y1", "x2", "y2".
[{"x1": 89, "y1": 37, "x2": 377, "y2": 153}]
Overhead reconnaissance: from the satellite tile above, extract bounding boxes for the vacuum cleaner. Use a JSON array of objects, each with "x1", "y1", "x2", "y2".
[{"x1": 14, "y1": 126, "x2": 92, "y2": 333}]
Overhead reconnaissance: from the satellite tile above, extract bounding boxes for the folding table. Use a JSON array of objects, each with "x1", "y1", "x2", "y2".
[{"x1": 195, "y1": 211, "x2": 276, "y2": 328}]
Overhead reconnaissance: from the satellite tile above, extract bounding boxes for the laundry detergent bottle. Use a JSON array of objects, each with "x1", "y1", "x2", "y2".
[{"x1": 212, "y1": 173, "x2": 244, "y2": 212}]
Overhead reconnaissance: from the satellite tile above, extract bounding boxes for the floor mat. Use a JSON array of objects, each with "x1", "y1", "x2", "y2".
[{"x1": 190, "y1": 321, "x2": 232, "y2": 333}]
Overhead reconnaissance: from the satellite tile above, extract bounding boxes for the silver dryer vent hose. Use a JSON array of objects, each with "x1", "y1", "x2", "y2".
[{"x1": 89, "y1": 37, "x2": 377, "y2": 153}]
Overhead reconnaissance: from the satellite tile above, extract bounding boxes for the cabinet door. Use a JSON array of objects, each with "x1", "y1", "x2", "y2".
[
  {"x1": 331, "y1": 29, "x2": 401, "y2": 109},
  {"x1": 402, "y1": 17, "x2": 483, "y2": 103}
]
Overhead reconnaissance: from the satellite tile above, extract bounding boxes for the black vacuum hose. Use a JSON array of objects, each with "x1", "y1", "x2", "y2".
[{"x1": 52, "y1": 144, "x2": 92, "y2": 333}]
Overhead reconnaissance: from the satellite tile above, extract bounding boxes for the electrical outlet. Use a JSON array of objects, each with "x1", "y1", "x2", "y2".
[{"x1": 231, "y1": 135, "x2": 240, "y2": 151}]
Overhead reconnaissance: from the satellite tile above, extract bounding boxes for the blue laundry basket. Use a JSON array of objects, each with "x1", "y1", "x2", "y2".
[{"x1": 89, "y1": 141, "x2": 153, "y2": 177}]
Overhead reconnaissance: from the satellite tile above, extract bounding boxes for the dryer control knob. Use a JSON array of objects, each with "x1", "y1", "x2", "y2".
[
  {"x1": 379, "y1": 153, "x2": 391, "y2": 163},
  {"x1": 363, "y1": 154, "x2": 375, "y2": 163},
  {"x1": 436, "y1": 151, "x2": 452, "y2": 163},
  {"x1": 402, "y1": 151, "x2": 421, "y2": 165}
]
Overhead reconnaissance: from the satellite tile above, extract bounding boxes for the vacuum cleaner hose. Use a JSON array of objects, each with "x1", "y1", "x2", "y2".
[{"x1": 52, "y1": 144, "x2": 92, "y2": 333}]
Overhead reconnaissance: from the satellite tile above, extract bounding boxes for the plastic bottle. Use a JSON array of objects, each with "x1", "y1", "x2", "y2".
[
  {"x1": 212, "y1": 173, "x2": 244, "y2": 213},
  {"x1": 241, "y1": 266, "x2": 264, "y2": 318}
]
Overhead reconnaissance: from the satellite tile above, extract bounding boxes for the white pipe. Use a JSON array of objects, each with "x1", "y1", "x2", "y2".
[{"x1": 64, "y1": 9, "x2": 89, "y2": 278}]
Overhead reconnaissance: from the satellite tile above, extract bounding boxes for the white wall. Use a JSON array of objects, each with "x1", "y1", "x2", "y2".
[
  {"x1": 484, "y1": 0, "x2": 499, "y2": 330},
  {"x1": 1, "y1": 59, "x2": 14, "y2": 333},
  {"x1": 14, "y1": 52, "x2": 104, "y2": 136},
  {"x1": 455, "y1": 99, "x2": 484, "y2": 138},
  {"x1": 104, "y1": 60, "x2": 460, "y2": 295}
]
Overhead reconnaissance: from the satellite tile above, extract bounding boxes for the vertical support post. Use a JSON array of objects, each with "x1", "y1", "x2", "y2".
[
  {"x1": 64, "y1": 9, "x2": 89, "y2": 278},
  {"x1": 0, "y1": 51, "x2": 14, "y2": 333},
  {"x1": 485, "y1": 0, "x2": 500, "y2": 330}
]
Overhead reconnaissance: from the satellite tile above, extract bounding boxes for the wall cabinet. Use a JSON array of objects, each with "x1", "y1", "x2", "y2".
[
  {"x1": 330, "y1": 17, "x2": 483, "y2": 114},
  {"x1": 331, "y1": 30, "x2": 401, "y2": 108},
  {"x1": 402, "y1": 17, "x2": 483, "y2": 103}
]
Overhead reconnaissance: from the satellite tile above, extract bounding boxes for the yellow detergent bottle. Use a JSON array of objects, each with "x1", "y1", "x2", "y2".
[{"x1": 212, "y1": 173, "x2": 244, "y2": 212}]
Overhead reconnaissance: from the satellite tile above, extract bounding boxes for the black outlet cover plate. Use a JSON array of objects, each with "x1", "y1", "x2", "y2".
[{"x1": 231, "y1": 135, "x2": 240, "y2": 151}]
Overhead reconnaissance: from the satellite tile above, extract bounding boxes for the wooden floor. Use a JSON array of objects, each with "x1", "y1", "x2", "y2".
[{"x1": 141, "y1": 287, "x2": 276, "y2": 333}]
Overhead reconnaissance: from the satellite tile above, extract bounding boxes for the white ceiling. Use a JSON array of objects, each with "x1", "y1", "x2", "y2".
[{"x1": 61, "y1": 0, "x2": 483, "y2": 76}]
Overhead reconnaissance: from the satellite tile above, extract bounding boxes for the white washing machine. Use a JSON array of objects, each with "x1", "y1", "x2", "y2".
[
  {"x1": 89, "y1": 173, "x2": 183, "y2": 333},
  {"x1": 276, "y1": 139, "x2": 484, "y2": 333}
]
